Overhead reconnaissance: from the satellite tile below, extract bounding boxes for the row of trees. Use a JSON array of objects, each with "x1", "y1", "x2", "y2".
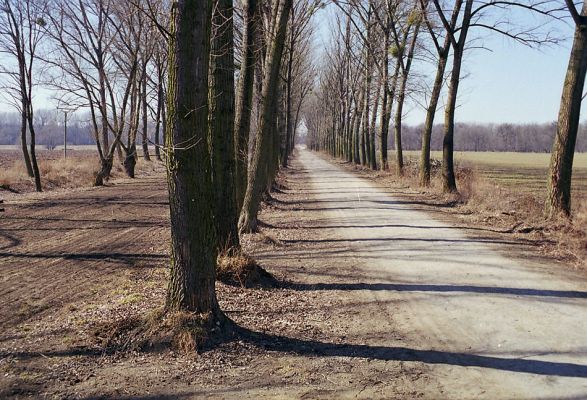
[
  {"x1": 305, "y1": 0, "x2": 585, "y2": 218},
  {"x1": 165, "y1": 0, "x2": 316, "y2": 325},
  {"x1": 2, "y1": 0, "x2": 316, "y2": 333},
  {"x1": 0, "y1": 0, "x2": 169, "y2": 189},
  {"x1": 2, "y1": 109, "x2": 587, "y2": 154}
]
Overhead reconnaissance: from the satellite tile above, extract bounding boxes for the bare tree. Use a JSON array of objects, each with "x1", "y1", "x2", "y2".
[
  {"x1": 234, "y1": 0, "x2": 259, "y2": 211},
  {"x1": 0, "y1": 0, "x2": 46, "y2": 191},
  {"x1": 165, "y1": 0, "x2": 221, "y2": 319},
  {"x1": 209, "y1": 0, "x2": 240, "y2": 250},
  {"x1": 546, "y1": 0, "x2": 587, "y2": 218},
  {"x1": 418, "y1": 0, "x2": 461, "y2": 186},
  {"x1": 239, "y1": 0, "x2": 293, "y2": 233}
]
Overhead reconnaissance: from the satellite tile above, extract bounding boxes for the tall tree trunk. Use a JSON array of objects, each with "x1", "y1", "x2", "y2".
[
  {"x1": 394, "y1": 22, "x2": 420, "y2": 176},
  {"x1": 441, "y1": 0, "x2": 473, "y2": 193},
  {"x1": 234, "y1": 0, "x2": 259, "y2": 211},
  {"x1": 282, "y1": 23, "x2": 295, "y2": 168},
  {"x1": 124, "y1": 79, "x2": 140, "y2": 178},
  {"x1": 273, "y1": 84, "x2": 285, "y2": 182},
  {"x1": 419, "y1": 43, "x2": 450, "y2": 186},
  {"x1": 369, "y1": 80, "x2": 381, "y2": 170},
  {"x1": 441, "y1": 51, "x2": 461, "y2": 193},
  {"x1": 99, "y1": 67, "x2": 109, "y2": 156},
  {"x1": 209, "y1": 0, "x2": 239, "y2": 250},
  {"x1": 238, "y1": 0, "x2": 292, "y2": 234},
  {"x1": 19, "y1": 111, "x2": 33, "y2": 177},
  {"x1": 353, "y1": 90, "x2": 364, "y2": 164},
  {"x1": 546, "y1": 1, "x2": 587, "y2": 218},
  {"x1": 141, "y1": 62, "x2": 151, "y2": 161},
  {"x1": 361, "y1": 81, "x2": 369, "y2": 166},
  {"x1": 154, "y1": 72, "x2": 163, "y2": 161},
  {"x1": 165, "y1": 0, "x2": 219, "y2": 315},
  {"x1": 161, "y1": 94, "x2": 167, "y2": 154},
  {"x1": 26, "y1": 107, "x2": 41, "y2": 192},
  {"x1": 379, "y1": 54, "x2": 390, "y2": 170}
]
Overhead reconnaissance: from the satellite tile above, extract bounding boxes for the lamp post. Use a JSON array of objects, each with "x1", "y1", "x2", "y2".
[
  {"x1": 57, "y1": 104, "x2": 77, "y2": 159},
  {"x1": 63, "y1": 110, "x2": 68, "y2": 159}
]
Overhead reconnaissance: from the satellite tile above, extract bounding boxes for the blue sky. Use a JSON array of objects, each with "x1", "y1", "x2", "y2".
[
  {"x1": 314, "y1": 4, "x2": 575, "y2": 125},
  {"x1": 0, "y1": 3, "x2": 576, "y2": 126}
]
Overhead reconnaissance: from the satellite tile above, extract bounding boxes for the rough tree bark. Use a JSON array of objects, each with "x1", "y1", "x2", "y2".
[
  {"x1": 437, "y1": 0, "x2": 474, "y2": 193},
  {"x1": 154, "y1": 63, "x2": 164, "y2": 161},
  {"x1": 238, "y1": 0, "x2": 293, "y2": 234},
  {"x1": 419, "y1": 0, "x2": 461, "y2": 186},
  {"x1": 209, "y1": 0, "x2": 239, "y2": 250},
  {"x1": 369, "y1": 79, "x2": 381, "y2": 170},
  {"x1": 165, "y1": 0, "x2": 220, "y2": 315},
  {"x1": 393, "y1": 21, "x2": 420, "y2": 176},
  {"x1": 545, "y1": 0, "x2": 587, "y2": 217},
  {"x1": 234, "y1": 0, "x2": 259, "y2": 211},
  {"x1": 419, "y1": 36, "x2": 451, "y2": 186},
  {"x1": 141, "y1": 61, "x2": 151, "y2": 161}
]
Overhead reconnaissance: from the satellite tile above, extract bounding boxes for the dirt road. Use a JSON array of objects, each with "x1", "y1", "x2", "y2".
[
  {"x1": 289, "y1": 149, "x2": 587, "y2": 398},
  {"x1": 1, "y1": 149, "x2": 586, "y2": 399}
]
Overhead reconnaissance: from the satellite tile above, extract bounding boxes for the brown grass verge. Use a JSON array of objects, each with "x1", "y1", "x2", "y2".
[{"x1": 0, "y1": 155, "x2": 164, "y2": 194}]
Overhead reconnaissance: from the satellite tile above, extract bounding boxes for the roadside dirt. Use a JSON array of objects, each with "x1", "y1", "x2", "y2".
[
  {"x1": 330, "y1": 155, "x2": 586, "y2": 268},
  {"x1": 1, "y1": 150, "x2": 586, "y2": 399}
]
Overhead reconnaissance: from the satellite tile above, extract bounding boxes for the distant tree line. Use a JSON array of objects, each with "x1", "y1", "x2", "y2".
[
  {"x1": 397, "y1": 122, "x2": 587, "y2": 153},
  {"x1": 3, "y1": 110, "x2": 586, "y2": 154},
  {"x1": 0, "y1": 110, "x2": 160, "y2": 148}
]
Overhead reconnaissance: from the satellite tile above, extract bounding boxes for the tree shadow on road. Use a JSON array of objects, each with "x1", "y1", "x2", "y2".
[
  {"x1": 6, "y1": 324, "x2": 587, "y2": 379},
  {"x1": 281, "y1": 282, "x2": 587, "y2": 299},
  {"x1": 235, "y1": 327, "x2": 587, "y2": 378}
]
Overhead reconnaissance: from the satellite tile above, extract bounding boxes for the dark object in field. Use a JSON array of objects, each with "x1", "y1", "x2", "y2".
[
  {"x1": 0, "y1": 184, "x2": 19, "y2": 193},
  {"x1": 0, "y1": 199, "x2": 4, "y2": 212}
]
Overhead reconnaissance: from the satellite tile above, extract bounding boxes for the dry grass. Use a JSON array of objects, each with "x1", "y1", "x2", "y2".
[
  {"x1": 92, "y1": 309, "x2": 224, "y2": 354},
  {"x1": 40, "y1": 157, "x2": 98, "y2": 189},
  {"x1": 0, "y1": 157, "x2": 97, "y2": 192},
  {"x1": 0, "y1": 162, "x2": 27, "y2": 190},
  {"x1": 217, "y1": 250, "x2": 276, "y2": 288},
  {"x1": 0, "y1": 151, "x2": 165, "y2": 194}
]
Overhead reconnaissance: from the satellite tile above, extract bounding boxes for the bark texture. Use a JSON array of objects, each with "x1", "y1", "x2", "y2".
[
  {"x1": 165, "y1": 0, "x2": 219, "y2": 315},
  {"x1": 209, "y1": 0, "x2": 239, "y2": 250},
  {"x1": 234, "y1": 0, "x2": 259, "y2": 211},
  {"x1": 546, "y1": 0, "x2": 587, "y2": 217},
  {"x1": 238, "y1": 0, "x2": 292, "y2": 233}
]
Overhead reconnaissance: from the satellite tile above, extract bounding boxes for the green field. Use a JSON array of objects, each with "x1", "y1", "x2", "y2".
[{"x1": 402, "y1": 151, "x2": 587, "y2": 199}]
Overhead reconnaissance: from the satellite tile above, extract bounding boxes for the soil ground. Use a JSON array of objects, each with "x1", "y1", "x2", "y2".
[{"x1": 1, "y1": 149, "x2": 586, "y2": 399}]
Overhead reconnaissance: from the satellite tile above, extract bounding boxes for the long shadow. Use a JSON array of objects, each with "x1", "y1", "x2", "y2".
[
  {"x1": 257, "y1": 222, "x2": 514, "y2": 234},
  {"x1": 270, "y1": 205, "x2": 472, "y2": 217},
  {"x1": 371, "y1": 199, "x2": 460, "y2": 208},
  {"x1": 0, "y1": 231, "x2": 21, "y2": 250},
  {"x1": 284, "y1": 282, "x2": 587, "y2": 299},
  {"x1": 281, "y1": 236, "x2": 535, "y2": 247},
  {"x1": 0, "y1": 252, "x2": 166, "y2": 263},
  {"x1": 22, "y1": 200, "x2": 169, "y2": 208},
  {"x1": 6, "y1": 326, "x2": 587, "y2": 379},
  {"x1": 237, "y1": 328, "x2": 587, "y2": 378},
  {"x1": 0, "y1": 346, "x2": 103, "y2": 360},
  {"x1": 2, "y1": 215, "x2": 166, "y2": 226},
  {"x1": 80, "y1": 396, "x2": 190, "y2": 400}
]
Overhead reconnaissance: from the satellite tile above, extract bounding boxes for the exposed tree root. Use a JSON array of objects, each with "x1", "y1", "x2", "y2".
[{"x1": 92, "y1": 309, "x2": 237, "y2": 354}]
